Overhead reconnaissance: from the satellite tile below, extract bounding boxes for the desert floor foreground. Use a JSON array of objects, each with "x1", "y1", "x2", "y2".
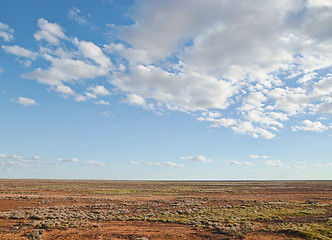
[{"x1": 0, "y1": 180, "x2": 331, "y2": 239}]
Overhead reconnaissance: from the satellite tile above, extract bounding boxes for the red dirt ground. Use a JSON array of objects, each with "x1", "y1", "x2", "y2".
[{"x1": 0, "y1": 180, "x2": 331, "y2": 239}]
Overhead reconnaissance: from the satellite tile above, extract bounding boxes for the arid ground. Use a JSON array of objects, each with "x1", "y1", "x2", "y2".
[{"x1": 0, "y1": 180, "x2": 331, "y2": 239}]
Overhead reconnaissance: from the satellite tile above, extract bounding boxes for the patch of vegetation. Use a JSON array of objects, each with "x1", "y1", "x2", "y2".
[
  {"x1": 26, "y1": 229, "x2": 44, "y2": 240},
  {"x1": 0, "y1": 180, "x2": 331, "y2": 239},
  {"x1": 268, "y1": 223, "x2": 332, "y2": 240}
]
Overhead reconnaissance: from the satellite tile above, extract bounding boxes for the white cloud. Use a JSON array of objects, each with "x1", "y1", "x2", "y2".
[
  {"x1": 0, "y1": 153, "x2": 43, "y2": 161},
  {"x1": 292, "y1": 120, "x2": 329, "y2": 132},
  {"x1": 104, "y1": 43, "x2": 152, "y2": 66},
  {"x1": 8, "y1": 155, "x2": 24, "y2": 160},
  {"x1": 73, "y1": 39, "x2": 112, "y2": 69},
  {"x1": 202, "y1": 111, "x2": 221, "y2": 119},
  {"x1": 232, "y1": 121, "x2": 276, "y2": 139},
  {"x1": 85, "y1": 160, "x2": 107, "y2": 167},
  {"x1": 180, "y1": 155, "x2": 213, "y2": 163},
  {"x1": 146, "y1": 161, "x2": 184, "y2": 168},
  {"x1": 85, "y1": 85, "x2": 111, "y2": 105},
  {"x1": 320, "y1": 101, "x2": 332, "y2": 114},
  {"x1": 57, "y1": 158, "x2": 79, "y2": 163},
  {"x1": 52, "y1": 85, "x2": 76, "y2": 96},
  {"x1": 2, "y1": 45, "x2": 37, "y2": 59},
  {"x1": 21, "y1": 21, "x2": 111, "y2": 106},
  {"x1": 0, "y1": 160, "x2": 27, "y2": 168},
  {"x1": 123, "y1": 93, "x2": 154, "y2": 110},
  {"x1": 30, "y1": 155, "x2": 42, "y2": 160},
  {"x1": 0, "y1": 153, "x2": 48, "y2": 169},
  {"x1": 197, "y1": 115, "x2": 237, "y2": 128},
  {"x1": 0, "y1": 22, "x2": 14, "y2": 42},
  {"x1": 312, "y1": 77, "x2": 332, "y2": 99},
  {"x1": 14, "y1": 97, "x2": 38, "y2": 107},
  {"x1": 297, "y1": 72, "x2": 317, "y2": 84},
  {"x1": 164, "y1": 161, "x2": 185, "y2": 168},
  {"x1": 227, "y1": 160, "x2": 253, "y2": 166},
  {"x1": 113, "y1": 65, "x2": 236, "y2": 112},
  {"x1": 129, "y1": 161, "x2": 139, "y2": 165},
  {"x1": 109, "y1": 0, "x2": 332, "y2": 138},
  {"x1": 7, "y1": 0, "x2": 332, "y2": 139},
  {"x1": 249, "y1": 155, "x2": 270, "y2": 159},
  {"x1": 264, "y1": 160, "x2": 284, "y2": 167},
  {"x1": 22, "y1": 55, "x2": 107, "y2": 86},
  {"x1": 313, "y1": 163, "x2": 332, "y2": 167},
  {"x1": 94, "y1": 100, "x2": 110, "y2": 105},
  {"x1": 289, "y1": 165, "x2": 306, "y2": 170},
  {"x1": 67, "y1": 7, "x2": 88, "y2": 25},
  {"x1": 34, "y1": 18, "x2": 67, "y2": 45},
  {"x1": 146, "y1": 162, "x2": 162, "y2": 166},
  {"x1": 87, "y1": 85, "x2": 111, "y2": 96},
  {"x1": 307, "y1": 0, "x2": 332, "y2": 8}
]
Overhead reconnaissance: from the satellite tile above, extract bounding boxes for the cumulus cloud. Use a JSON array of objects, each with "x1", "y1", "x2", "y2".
[
  {"x1": 0, "y1": 160, "x2": 27, "y2": 168},
  {"x1": 57, "y1": 158, "x2": 79, "y2": 163},
  {"x1": 180, "y1": 155, "x2": 213, "y2": 163},
  {"x1": 264, "y1": 160, "x2": 284, "y2": 167},
  {"x1": 22, "y1": 55, "x2": 107, "y2": 86},
  {"x1": 52, "y1": 85, "x2": 76, "y2": 96},
  {"x1": 292, "y1": 120, "x2": 329, "y2": 132},
  {"x1": 2, "y1": 45, "x2": 37, "y2": 59},
  {"x1": 19, "y1": 19, "x2": 112, "y2": 104},
  {"x1": 112, "y1": 65, "x2": 236, "y2": 112},
  {"x1": 110, "y1": 0, "x2": 332, "y2": 138},
  {"x1": 34, "y1": 18, "x2": 67, "y2": 45},
  {"x1": 14, "y1": 97, "x2": 38, "y2": 107},
  {"x1": 0, "y1": 153, "x2": 48, "y2": 169},
  {"x1": 8, "y1": 0, "x2": 332, "y2": 139},
  {"x1": 85, "y1": 160, "x2": 107, "y2": 167},
  {"x1": 85, "y1": 85, "x2": 111, "y2": 105},
  {"x1": 226, "y1": 160, "x2": 253, "y2": 166},
  {"x1": 87, "y1": 85, "x2": 111, "y2": 97},
  {"x1": 146, "y1": 161, "x2": 184, "y2": 168},
  {"x1": 129, "y1": 161, "x2": 139, "y2": 165},
  {"x1": 124, "y1": 93, "x2": 146, "y2": 106},
  {"x1": 73, "y1": 39, "x2": 112, "y2": 69},
  {"x1": 8, "y1": 155, "x2": 24, "y2": 160},
  {"x1": 94, "y1": 100, "x2": 110, "y2": 105},
  {"x1": 0, "y1": 22, "x2": 14, "y2": 41}
]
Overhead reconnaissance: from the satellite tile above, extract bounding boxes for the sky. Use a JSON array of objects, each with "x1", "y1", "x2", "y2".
[{"x1": 0, "y1": 0, "x2": 331, "y2": 180}]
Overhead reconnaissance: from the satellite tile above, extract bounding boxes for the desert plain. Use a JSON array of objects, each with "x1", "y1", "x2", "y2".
[{"x1": 0, "y1": 179, "x2": 331, "y2": 239}]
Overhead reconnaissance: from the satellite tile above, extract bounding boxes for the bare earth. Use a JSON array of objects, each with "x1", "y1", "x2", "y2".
[{"x1": 0, "y1": 180, "x2": 331, "y2": 239}]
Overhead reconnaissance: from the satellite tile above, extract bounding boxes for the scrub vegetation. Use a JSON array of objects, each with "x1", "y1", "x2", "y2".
[{"x1": 0, "y1": 180, "x2": 331, "y2": 239}]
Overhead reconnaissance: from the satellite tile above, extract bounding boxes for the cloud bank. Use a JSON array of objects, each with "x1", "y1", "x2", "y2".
[{"x1": 2, "y1": 0, "x2": 332, "y2": 139}]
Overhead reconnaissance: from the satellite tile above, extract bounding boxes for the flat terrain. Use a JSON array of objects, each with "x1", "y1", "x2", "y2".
[{"x1": 0, "y1": 180, "x2": 331, "y2": 239}]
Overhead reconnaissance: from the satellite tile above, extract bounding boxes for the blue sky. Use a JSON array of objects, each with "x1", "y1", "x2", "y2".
[{"x1": 0, "y1": 0, "x2": 331, "y2": 180}]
